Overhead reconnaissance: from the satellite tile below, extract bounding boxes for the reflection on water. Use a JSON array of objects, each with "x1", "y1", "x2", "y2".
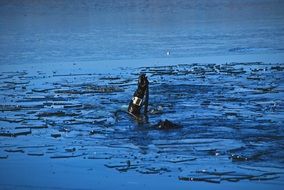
[{"x1": 0, "y1": 62, "x2": 283, "y2": 184}]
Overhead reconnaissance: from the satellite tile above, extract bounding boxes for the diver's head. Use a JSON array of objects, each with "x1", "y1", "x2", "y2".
[{"x1": 138, "y1": 73, "x2": 148, "y2": 87}]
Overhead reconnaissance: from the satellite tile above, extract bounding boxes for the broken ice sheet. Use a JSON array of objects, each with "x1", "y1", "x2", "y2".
[
  {"x1": 0, "y1": 62, "x2": 283, "y2": 184},
  {"x1": 0, "y1": 129, "x2": 32, "y2": 137}
]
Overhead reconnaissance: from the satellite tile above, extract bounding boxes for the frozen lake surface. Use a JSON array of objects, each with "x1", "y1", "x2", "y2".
[
  {"x1": 0, "y1": 0, "x2": 284, "y2": 64},
  {"x1": 0, "y1": 60, "x2": 284, "y2": 189},
  {"x1": 0, "y1": 0, "x2": 284, "y2": 189}
]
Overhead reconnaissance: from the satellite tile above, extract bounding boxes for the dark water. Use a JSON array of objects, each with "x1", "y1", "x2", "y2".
[{"x1": 0, "y1": 62, "x2": 283, "y2": 186}]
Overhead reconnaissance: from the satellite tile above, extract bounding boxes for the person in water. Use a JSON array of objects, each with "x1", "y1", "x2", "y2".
[
  {"x1": 128, "y1": 73, "x2": 149, "y2": 118},
  {"x1": 127, "y1": 73, "x2": 181, "y2": 129}
]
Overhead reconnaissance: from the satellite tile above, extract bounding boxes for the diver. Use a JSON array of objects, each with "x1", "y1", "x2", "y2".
[
  {"x1": 127, "y1": 73, "x2": 180, "y2": 129},
  {"x1": 115, "y1": 73, "x2": 180, "y2": 129},
  {"x1": 127, "y1": 73, "x2": 149, "y2": 121}
]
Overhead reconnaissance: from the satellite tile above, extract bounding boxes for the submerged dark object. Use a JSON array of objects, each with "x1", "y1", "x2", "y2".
[
  {"x1": 128, "y1": 73, "x2": 149, "y2": 117},
  {"x1": 153, "y1": 119, "x2": 181, "y2": 130}
]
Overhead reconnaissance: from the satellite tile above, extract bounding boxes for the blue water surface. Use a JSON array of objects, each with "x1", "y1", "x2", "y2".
[{"x1": 0, "y1": 0, "x2": 284, "y2": 65}]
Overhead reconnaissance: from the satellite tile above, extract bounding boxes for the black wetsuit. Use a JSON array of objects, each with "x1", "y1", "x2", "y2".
[{"x1": 128, "y1": 74, "x2": 149, "y2": 116}]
